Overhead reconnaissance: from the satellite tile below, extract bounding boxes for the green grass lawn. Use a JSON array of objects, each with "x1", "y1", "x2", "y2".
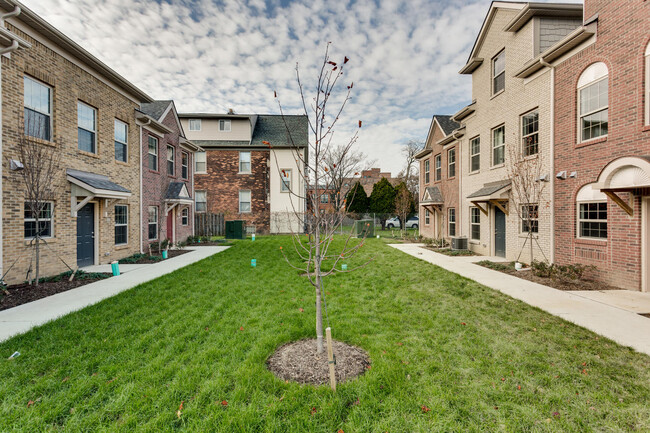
[{"x1": 1, "y1": 236, "x2": 649, "y2": 432}]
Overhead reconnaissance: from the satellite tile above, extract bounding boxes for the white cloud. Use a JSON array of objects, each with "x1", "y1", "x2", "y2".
[{"x1": 20, "y1": 0, "x2": 579, "y2": 175}]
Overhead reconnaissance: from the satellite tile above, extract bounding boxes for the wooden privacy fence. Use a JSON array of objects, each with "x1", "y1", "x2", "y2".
[{"x1": 194, "y1": 213, "x2": 225, "y2": 237}]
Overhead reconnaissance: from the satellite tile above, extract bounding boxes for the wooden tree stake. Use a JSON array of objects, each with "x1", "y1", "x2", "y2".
[{"x1": 326, "y1": 327, "x2": 336, "y2": 391}]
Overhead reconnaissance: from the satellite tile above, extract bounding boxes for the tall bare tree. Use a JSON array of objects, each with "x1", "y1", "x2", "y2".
[
  {"x1": 15, "y1": 120, "x2": 62, "y2": 285},
  {"x1": 272, "y1": 43, "x2": 371, "y2": 354},
  {"x1": 324, "y1": 144, "x2": 374, "y2": 209},
  {"x1": 398, "y1": 139, "x2": 423, "y2": 202}
]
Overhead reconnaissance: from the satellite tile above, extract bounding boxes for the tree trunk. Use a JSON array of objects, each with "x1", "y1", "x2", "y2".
[
  {"x1": 314, "y1": 222, "x2": 324, "y2": 354},
  {"x1": 35, "y1": 236, "x2": 40, "y2": 286}
]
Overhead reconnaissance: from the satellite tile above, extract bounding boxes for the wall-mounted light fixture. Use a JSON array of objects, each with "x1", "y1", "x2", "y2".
[
  {"x1": 556, "y1": 171, "x2": 567, "y2": 180},
  {"x1": 9, "y1": 159, "x2": 23, "y2": 171}
]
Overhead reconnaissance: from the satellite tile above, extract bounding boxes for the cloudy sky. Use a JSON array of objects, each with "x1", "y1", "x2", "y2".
[{"x1": 22, "y1": 0, "x2": 576, "y2": 175}]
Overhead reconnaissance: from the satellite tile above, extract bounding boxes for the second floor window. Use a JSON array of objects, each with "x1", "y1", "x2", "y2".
[
  {"x1": 148, "y1": 136, "x2": 158, "y2": 170},
  {"x1": 448, "y1": 148, "x2": 456, "y2": 178},
  {"x1": 219, "y1": 119, "x2": 231, "y2": 132},
  {"x1": 434, "y1": 154, "x2": 441, "y2": 181},
  {"x1": 320, "y1": 194, "x2": 329, "y2": 204},
  {"x1": 493, "y1": 50, "x2": 505, "y2": 94},
  {"x1": 78, "y1": 101, "x2": 97, "y2": 153},
  {"x1": 281, "y1": 169, "x2": 291, "y2": 192},
  {"x1": 470, "y1": 136, "x2": 480, "y2": 172},
  {"x1": 181, "y1": 152, "x2": 189, "y2": 179},
  {"x1": 189, "y1": 119, "x2": 201, "y2": 131},
  {"x1": 167, "y1": 145, "x2": 175, "y2": 175},
  {"x1": 195, "y1": 151, "x2": 206, "y2": 173},
  {"x1": 522, "y1": 110, "x2": 539, "y2": 156},
  {"x1": 114, "y1": 119, "x2": 128, "y2": 162},
  {"x1": 424, "y1": 159, "x2": 430, "y2": 183},
  {"x1": 239, "y1": 151, "x2": 251, "y2": 173},
  {"x1": 492, "y1": 125, "x2": 505, "y2": 166},
  {"x1": 578, "y1": 63, "x2": 609, "y2": 142},
  {"x1": 24, "y1": 76, "x2": 52, "y2": 141}
]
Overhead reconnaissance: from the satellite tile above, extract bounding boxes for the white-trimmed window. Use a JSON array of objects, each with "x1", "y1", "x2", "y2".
[
  {"x1": 645, "y1": 42, "x2": 650, "y2": 125},
  {"x1": 424, "y1": 159, "x2": 430, "y2": 183},
  {"x1": 195, "y1": 151, "x2": 206, "y2": 173},
  {"x1": 195, "y1": 191, "x2": 207, "y2": 213},
  {"x1": 115, "y1": 205, "x2": 128, "y2": 245},
  {"x1": 167, "y1": 145, "x2": 175, "y2": 176},
  {"x1": 492, "y1": 125, "x2": 505, "y2": 166},
  {"x1": 470, "y1": 207, "x2": 480, "y2": 240},
  {"x1": 114, "y1": 119, "x2": 128, "y2": 162},
  {"x1": 577, "y1": 183, "x2": 607, "y2": 240},
  {"x1": 219, "y1": 119, "x2": 231, "y2": 132},
  {"x1": 181, "y1": 152, "x2": 189, "y2": 179},
  {"x1": 189, "y1": 119, "x2": 201, "y2": 131},
  {"x1": 148, "y1": 136, "x2": 158, "y2": 170},
  {"x1": 493, "y1": 50, "x2": 505, "y2": 94},
  {"x1": 24, "y1": 76, "x2": 52, "y2": 141},
  {"x1": 148, "y1": 206, "x2": 158, "y2": 240},
  {"x1": 470, "y1": 136, "x2": 480, "y2": 172},
  {"x1": 239, "y1": 151, "x2": 251, "y2": 173},
  {"x1": 181, "y1": 208, "x2": 189, "y2": 226},
  {"x1": 521, "y1": 204, "x2": 539, "y2": 233},
  {"x1": 521, "y1": 110, "x2": 539, "y2": 157},
  {"x1": 434, "y1": 154, "x2": 441, "y2": 181},
  {"x1": 448, "y1": 148, "x2": 456, "y2": 178},
  {"x1": 78, "y1": 101, "x2": 97, "y2": 153},
  {"x1": 578, "y1": 62, "x2": 608, "y2": 142},
  {"x1": 320, "y1": 194, "x2": 329, "y2": 204},
  {"x1": 425, "y1": 209, "x2": 430, "y2": 225},
  {"x1": 281, "y1": 169, "x2": 291, "y2": 192},
  {"x1": 239, "y1": 190, "x2": 251, "y2": 213},
  {"x1": 24, "y1": 201, "x2": 53, "y2": 239},
  {"x1": 448, "y1": 208, "x2": 456, "y2": 237}
]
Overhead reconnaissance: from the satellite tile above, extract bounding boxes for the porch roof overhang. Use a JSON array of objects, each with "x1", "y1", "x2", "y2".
[
  {"x1": 67, "y1": 169, "x2": 131, "y2": 216},
  {"x1": 420, "y1": 186, "x2": 444, "y2": 209},
  {"x1": 467, "y1": 180, "x2": 511, "y2": 216},
  {"x1": 593, "y1": 156, "x2": 650, "y2": 216},
  {"x1": 164, "y1": 182, "x2": 193, "y2": 212}
]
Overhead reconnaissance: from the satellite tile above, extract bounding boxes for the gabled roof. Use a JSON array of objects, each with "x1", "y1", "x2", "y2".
[
  {"x1": 192, "y1": 139, "x2": 250, "y2": 148},
  {"x1": 421, "y1": 186, "x2": 444, "y2": 205},
  {"x1": 504, "y1": 2, "x2": 582, "y2": 32},
  {"x1": 140, "y1": 100, "x2": 173, "y2": 122},
  {"x1": 417, "y1": 115, "x2": 460, "y2": 160},
  {"x1": 467, "y1": 180, "x2": 511, "y2": 199},
  {"x1": 66, "y1": 169, "x2": 130, "y2": 195},
  {"x1": 165, "y1": 182, "x2": 191, "y2": 200},
  {"x1": 251, "y1": 115, "x2": 308, "y2": 148}
]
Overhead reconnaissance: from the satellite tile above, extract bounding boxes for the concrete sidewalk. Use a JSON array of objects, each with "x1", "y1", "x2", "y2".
[
  {"x1": 390, "y1": 243, "x2": 650, "y2": 357},
  {"x1": 0, "y1": 246, "x2": 229, "y2": 343}
]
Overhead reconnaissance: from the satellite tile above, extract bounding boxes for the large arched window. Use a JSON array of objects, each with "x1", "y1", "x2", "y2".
[
  {"x1": 577, "y1": 62, "x2": 608, "y2": 142},
  {"x1": 576, "y1": 183, "x2": 607, "y2": 240},
  {"x1": 645, "y1": 42, "x2": 650, "y2": 125}
]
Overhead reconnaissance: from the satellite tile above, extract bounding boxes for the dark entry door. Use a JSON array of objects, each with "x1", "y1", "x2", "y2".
[
  {"x1": 167, "y1": 209, "x2": 174, "y2": 243},
  {"x1": 77, "y1": 203, "x2": 95, "y2": 267},
  {"x1": 494, "y1": 207, "x2": 506, "y2": 258}
]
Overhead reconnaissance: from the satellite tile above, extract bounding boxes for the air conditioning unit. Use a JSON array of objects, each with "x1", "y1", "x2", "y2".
[{"x1": 451, "y1": 237, "x2": 468, "y2": 250}]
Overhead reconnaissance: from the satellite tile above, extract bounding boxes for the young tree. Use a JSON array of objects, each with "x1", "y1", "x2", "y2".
[
  {"x1": 394, "y1": 182, "x2": 413, "y2": 236},
  {"x1": 369, "y1": 177, "x2": 396, "y2": 228},
  {"x1": 325, "y1": 144, "x2": 374, "y2": 209},
  {"x1": 398, "y1": 139, "x2": 423, "y2": 201},
  {"x1": 272, "y1": 44, "x2": 370, "y2": 354},
  {"x1": 345, "y1": 181, "x2": 368, "y2": 215},
  {"x1": 15, "y1": 120, "x2": 62, "y2": 285}
]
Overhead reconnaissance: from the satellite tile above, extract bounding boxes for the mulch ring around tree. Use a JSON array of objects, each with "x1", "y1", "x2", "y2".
[
  {"x1": 267, "y1": 339, "x2": 370, "y2": 385},
  {"x1": 0, "y1": 272, "x2": 112, "y2": 311}
]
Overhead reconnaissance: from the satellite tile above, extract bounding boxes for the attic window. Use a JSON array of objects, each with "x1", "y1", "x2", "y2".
[{"x1": 219, "y1": 119, "x2": 231, "y2": 132}]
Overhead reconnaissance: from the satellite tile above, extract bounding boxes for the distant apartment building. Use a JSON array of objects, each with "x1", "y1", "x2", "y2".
[
  {"x1": 1, "y1": 1, "x2": 151, "y2": 282},
  {"x1": 179, "y1": 113, "x2": 308, "y2": 234},
  {"x1": 416, "y1": 115, "x2": 460, "y2": 241}
]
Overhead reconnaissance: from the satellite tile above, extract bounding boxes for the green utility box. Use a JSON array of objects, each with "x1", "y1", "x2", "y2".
[
  {"x1": 225, "y1": 220, "x2": 246, "y2": 239},
  {"x1": 354, "y1": 219, "x2": 374, "y2": 238}
]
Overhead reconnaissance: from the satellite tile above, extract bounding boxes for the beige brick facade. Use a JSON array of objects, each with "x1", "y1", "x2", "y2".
[{"x1": 2, "y1": 20, "x2": 146, "y2": 284}]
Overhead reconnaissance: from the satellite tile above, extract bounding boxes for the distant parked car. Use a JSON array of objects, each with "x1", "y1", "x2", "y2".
[
  {"x1": 385, "y1": 217, "x2": 400, "y2": 229},
  {"x1": 405, "y1": 216, "x2": 419, "y2": 229},
  {"x1": 385, "y1": 216, "x2": 419, "y2": 229}
]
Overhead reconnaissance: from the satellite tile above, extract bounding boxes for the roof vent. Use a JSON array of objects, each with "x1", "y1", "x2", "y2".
[{"x1": 227, "y1": 108, "x2": 235, "y2": 115}]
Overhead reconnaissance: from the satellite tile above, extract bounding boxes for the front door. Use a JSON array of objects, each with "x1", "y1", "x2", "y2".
[
  {"x1": 167, "y1": 209, "x2": 174, "y2": 244},
  {"x1": 77, "y1": 203, "x2": 95, "y2": 267},
  {"x1": 494, "y1": 207, "x2": 506, "y2": 258}
]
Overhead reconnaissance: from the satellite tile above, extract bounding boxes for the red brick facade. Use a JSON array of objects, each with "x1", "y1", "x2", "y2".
[
  {"x1": 195, "y1": 149, "x2": 271, "y2": 232},
  {"x1": 141, "y1": 107, "x2": 194, "y2": 249},
  {"x1": 554, "y1": 0, "x2": 650, "y2": 290}
]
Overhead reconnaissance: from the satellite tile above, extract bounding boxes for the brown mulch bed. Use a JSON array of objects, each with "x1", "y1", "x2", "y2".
[
  {"x1": 479, "y1": 262, "x2": 619, "y2": 291},
  {"x1": 0, "y1": 274, "x2": 112, "y2": 311},
  {"x1": 126, "y1": 249, "x2": 191, "y2": 264},
  {"x1": 267, "y1": 338, "x2": 370, "y2": 385},
  {"x1": 426, "y1": 247, "x2": 478, "y2": 256}
]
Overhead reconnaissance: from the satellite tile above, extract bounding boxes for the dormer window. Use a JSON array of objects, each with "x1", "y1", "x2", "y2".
[
  {"x1": 219, "y1": 119, "x2": 231, "y2": 132},
  {"x1": 492, "y1": 50, "x2": 505, "y2": 95}
]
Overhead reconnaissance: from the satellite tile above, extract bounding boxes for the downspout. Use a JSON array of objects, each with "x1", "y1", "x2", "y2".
[
  {"x1": 191, "y1": 150, "x2": 195, "y2": 237},
  {"x1": 541, "y1": 58, "x2": 555, "y2": 263},
  {"x1": 0, "y1": 6, "x2": 23, "y2": 282},
  {"x1": 138, "y1": 118, "x2": 151, "y2": 253}
]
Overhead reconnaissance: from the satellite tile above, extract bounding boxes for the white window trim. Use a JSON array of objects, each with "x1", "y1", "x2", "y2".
[
  {"x1": 425, "y1": 209, "x2": 430, "y2": 225},
  {"x1": 239, "y1": 151, "x2": 251, "y2": 174},
  {"x1": 521, "y1": 109, "x2": 539, "y2": 157},
  {"x1": 114, "y1": 119, "x2": 128, "y2": 163},
  {"x1": 167, "y1": 145, "x2": 175, "y2": 176},
  {"x1": 189, "y1": 119, "x2": 201, "y2": 131},
  {"x1": 448, "y1": 148, "x2": 456, "y2": 178},
  {"x1": 181, "y1": 207, "x2": 189, "y2": 226},
  {"x1": 424, "y1": 159, "x2": 430, "y2": 184},
  {"x1": 219, "y1": 119, "x2": 231, "y2": 132},
  {"x1": 576, "y1": 200, "x2": 608, "y2": 241},
  {"x1": 148, "y1": 136, "x2": 159, "y2": 171},
  {"x1": 195, "y1": 151, "x2": 206, "y2": 174},
  {"x1": 448, "y1": 207, "x2": 456, "y2": 237},
  {"x1": 491, "y1": 125, "x2": 505, "y2": 167},
  {"x1": 281, "y1": 169, "x2": 292, "y2": 192},
  {"x1": 470, "y1": 136, "x2": 480, "y2": 173},
  {"x1": 148, "y1": 206, "x2": 158, "y2": 241},
  {"x1": 645, "y1": 42, "x2": 650, "y2": 126},
  {"x1": 24, "y1": 75, "x2": 53, "y2": 142},
  {"x1": 434, "y1": 154, "x2": 442, "y2": 181},
  {"x1": 470, "y1": 207, "x2": 481, "y2": 241},
  {"x1": 115, "y1": 204, "x2": 128, "y2": 245},
  {"x1": 578, "y1": 77, "x2": 609, "y2": 143},
  {"x1": 239, "y1": 190, "x2": 251, "y2": 213},
  {"x1": 24, "y1": 201, "x2": 54, "y2": 240},
  {"x1": 181, "y1": 151, "x2": 189, "y2": 179},
  {"x1": 520, "y1": 203, "x2": 539, "y2": 234},
  {"x1": 195, "y1": 191, "x2": 207, "y2": 213},
  {"x1": 78, "y1": 101, "x2": 97, "y2": 153},
  {"x1": 492, "y1": 49, "x2": 506, "y2": 95}
]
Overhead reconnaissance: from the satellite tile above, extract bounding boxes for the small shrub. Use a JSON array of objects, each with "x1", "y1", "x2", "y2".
[
  {"x1": 477, "y1": 260, "x2": 510, "y2": 272},
  {"x1": 531, "y1": 260, "x2": 596, "y2": 281}
]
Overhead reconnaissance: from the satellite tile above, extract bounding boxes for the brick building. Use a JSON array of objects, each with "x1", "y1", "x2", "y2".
[
  {"x1": 137, "y1": 100, "x2": 201, "y2": 250},
  {"x1": 1, "y1": 1, "x2": 152, "y2": 283},
  {"x1": 416, "y1": 115, "x2": 460, "y2": 241},
  {"x1": 179, "y1": 113, "x2": 307, "y2": 234},
  {"x1": 552, "y1": 0, "x2": 650, "y2": 291}
]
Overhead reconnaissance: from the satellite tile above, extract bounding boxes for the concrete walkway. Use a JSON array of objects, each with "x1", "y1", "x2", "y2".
[
  {"x1": 0, "y1": 246, "x2": 229, "y2": 343},
  {"x1": 390, "y1": 243, "x2": 650, "y2": 357}
]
